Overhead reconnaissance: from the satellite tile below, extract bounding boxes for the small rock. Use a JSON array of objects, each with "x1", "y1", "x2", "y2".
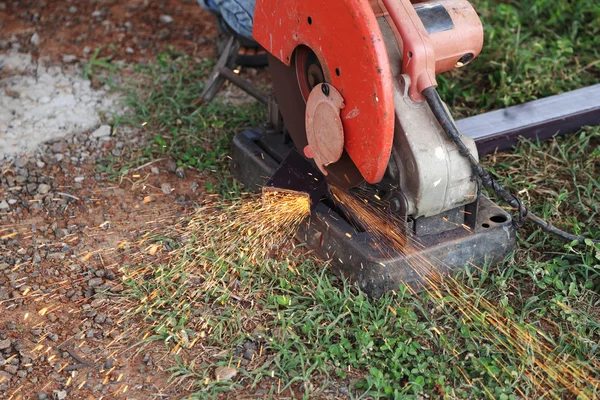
[
  {"x1": 161, "y1": 183, "x2": 172, "y2": 194},
  {"x1": 51, "y1": 143, "x2": 64, "y2": 153},
  {"x1": 151, "y1": 167, "x2": 159, "y2": 175},
  {"x1": 214, "y1": 366, "x2": 237, "y2": 382},
  {"x1": 37, "y1": 184, "x2": 51, "y2": 195},
  {"x1": 0, "y1": 201, "x2": 8, "y2": 210},
  {"x1": 91, "y1": 125, "x2": 111, "y2": 138},
  {"x1": 166, "y1": 159, "x2": 177, "y2": 173},
  {"x1": 37, "y1": 393, "x2": 48, "y2": 400},
  {"x1": 159, "y1": 14, "x2": 173, "y2": 24},
  {"x1": 62, "y1": 54, "x2": 77, "y2": 63},
  {"x1": 30, "y1": 33, "x2": 40, "y2": 46},
  {"x1": 175, "y1": 166, "x2": 186, "y2": 179},
  {"x1": 74, "y1": 177, "x2": 85, "y2": 183},
  {"x1": 0, "y1": 371, "x2": 11, "y2": 384},
  {"x1": 27, "y1": 183, "x2": 38, "y2": 194},
  {"x1": 94, "y1": 314, "x2": 106, "y2": 324},
  {"x1": 88, "y1": 278, "x2": 103, "y2": 288},
  {"x1": 0, "y1": 289, "x2": 8, "y2": 300},
  {"x1": 54, "y1": 390, "x2": 67, "y2": 400},
  {"x1": 157, "y1": 28, "x2": 171, "y2": 41},
  {"x1": 0, "y1": 340, "x2": 10, "y2": 350},
  {"x1": 14, "y1": 157, "x2": 27, "y2": 168},
  {"x1": 4, "y1": 365, "x2": 18, "y2": 375},
  {"x1": 125, "y1": 47, "x2": 135, "y2": 55},
  {"x1": 68, "y1": 6, "x2": 78, "y2": 13},
  {"x1": 7, "y1": 199, "x2": 17, "y2": 205},
  {"x1": 36, "y1": 160, "x2": 45, "y2": 168},
  {"x1": 47, "y1": 252, "x2": 65, "y2": 261}
]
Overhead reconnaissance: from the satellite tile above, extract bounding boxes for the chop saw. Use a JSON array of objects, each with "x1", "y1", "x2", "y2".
[{"x1": 229, "y1": 0, "x2": 516, "y2": 296}]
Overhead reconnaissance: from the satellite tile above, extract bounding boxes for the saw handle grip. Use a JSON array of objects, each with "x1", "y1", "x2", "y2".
[
  {"x1": 382, "y1": 0, "x2": 437, "y2": 101},
  {"x1": 381, "y1": 0, "x2": 484, "y2": 102}
]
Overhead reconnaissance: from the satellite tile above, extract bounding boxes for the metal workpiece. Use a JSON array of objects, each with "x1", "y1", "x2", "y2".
[
  {"x1": 231, "y1": 129, "x2": 515, "y2": 297},
  {"x1": 458, "y1": 84, "x2": 600, "y2": 155}
]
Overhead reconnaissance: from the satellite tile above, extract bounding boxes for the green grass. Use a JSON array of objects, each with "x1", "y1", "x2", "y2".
[
  {"x1": 102, "y1": 50, "x2": 265, "y2": 193},
  {"x1": 113, "y1": 0, "x2": 600, "y2": 398},
  {"x1": 118, "y1": 131, "x2": 600, "y2": 396}
]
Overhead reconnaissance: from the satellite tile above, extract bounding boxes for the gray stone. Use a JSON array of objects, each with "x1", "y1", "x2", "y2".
[
  {"x1": 37, "y1": 184, "x2": 51, "y2": 194},
  {"x1": 30, "y1": 33, "x2": 40, "y2": 46},
  {"x1": 4, "y1": 365, "x2": 17, "y2": 375},
  {"x1": 159, "y1": 14, "x2": 173, "y2": 24},
  {"x1": 214, "y1": 366, "x2": 237, "y2": 381},
  {"x1": 14, "y1": 157, "x2": 27, "y2": 168},
  {"x1": 88, "y1": 278, "x2": 103, "y2": 288},
  {"x1": 157, "y1": 28, "x2": 171, "y2": 41},
  {"x1": 0, "y1": 201, "x2": 8, "y2": 210},
  {"x1": 161, "y1": 183, "x2": 172, "y2": 194},
  {"x1": 62, "y1": 54, "x2": 77, "y2": 63},
  {"x1": 91, "y1": 125, "x2": 111, "y2": 138},
  {"x1": 0, "y1": 340, "x2": 10, "y2": 350},
  {"x1": 55, "y1": 390, "x2": 67, "y2": 400}
]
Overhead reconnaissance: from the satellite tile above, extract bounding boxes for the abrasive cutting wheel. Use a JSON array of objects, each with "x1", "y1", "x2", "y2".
[{"x1": 269, "y1": 49, "x2": 364, "y2": 189}]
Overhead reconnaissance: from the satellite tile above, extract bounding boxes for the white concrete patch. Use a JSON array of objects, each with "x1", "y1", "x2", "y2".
[{"x1": 0, "y1": 51, "x2": 119, "y2": 160}]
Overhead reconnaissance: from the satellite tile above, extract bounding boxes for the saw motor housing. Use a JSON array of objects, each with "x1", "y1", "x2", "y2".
[{"x1": 253, "y1": 0, "x2": 484, "y2": 228}]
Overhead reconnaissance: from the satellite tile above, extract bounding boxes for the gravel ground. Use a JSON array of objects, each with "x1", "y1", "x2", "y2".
[
  {"x1": 0, "y1": 1, "x2": 236, "y2": 398},
  {"x1": 0, "y1": 110, "x2": 206, "y2": 398},
  {"x1": 0, "y1": 51, "x2": 119, "y2": 160}
]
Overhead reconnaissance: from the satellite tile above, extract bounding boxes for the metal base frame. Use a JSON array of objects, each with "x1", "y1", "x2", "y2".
[{"x1": 231, "y1": 128, "x2": 516, "y2": 297}]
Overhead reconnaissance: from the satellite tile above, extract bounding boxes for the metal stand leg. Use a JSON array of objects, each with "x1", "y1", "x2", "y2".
[{"x1": 198, "y1": 36, "x2": 269, "y2": 105}]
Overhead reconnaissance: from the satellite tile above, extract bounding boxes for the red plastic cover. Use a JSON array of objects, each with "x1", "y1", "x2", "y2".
[{"x1": 253, "y1": 0, "x2": 395, "y2": 184}]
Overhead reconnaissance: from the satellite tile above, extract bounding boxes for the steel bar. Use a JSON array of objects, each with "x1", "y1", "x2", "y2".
[
  {"x1": 457, "y1": 84, "x2": 600, "y2": 155},
  {"x1": 221, "y1": 67, "x2": 269, "y2": 105}
]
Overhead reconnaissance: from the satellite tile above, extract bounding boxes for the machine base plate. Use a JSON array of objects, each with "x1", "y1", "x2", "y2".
[{"x1": 231, "y1": 128, "x2": 516, "y2": 297}]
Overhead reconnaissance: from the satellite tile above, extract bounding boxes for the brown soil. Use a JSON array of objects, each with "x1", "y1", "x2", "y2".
[
  {"x1": 0, "y1": 0, "x2": 217, "y2": 63},
  {"x1": 0, "y1": 152, "x2": 211, "y2": 398}
]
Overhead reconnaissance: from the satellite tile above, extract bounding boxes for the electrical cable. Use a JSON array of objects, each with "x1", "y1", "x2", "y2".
[{"x1": 422, "y1": 87, "x2": 599, "y2": 244}]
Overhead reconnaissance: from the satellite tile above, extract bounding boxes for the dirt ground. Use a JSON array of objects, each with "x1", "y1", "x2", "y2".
[
  {"x1": 0, "y1": 1, "x2": 239, "y2": 399},
  {"x1": 0, "y1": 0, "x2": 216, "y2": 63}
]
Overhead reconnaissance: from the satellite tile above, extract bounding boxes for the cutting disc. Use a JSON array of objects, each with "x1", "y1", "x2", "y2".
[{"x1": 268, "y1": 53, "x2": 364, "y2": 188}]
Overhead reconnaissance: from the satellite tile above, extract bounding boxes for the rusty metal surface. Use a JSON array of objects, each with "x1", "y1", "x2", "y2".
[{"x1": 254, "y1": 0, "x2": 395, "y2": 184}]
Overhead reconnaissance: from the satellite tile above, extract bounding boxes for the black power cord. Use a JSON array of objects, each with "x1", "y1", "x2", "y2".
[{"x1": 422, "y1": 87, "x2": 599, "y2": 244}]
